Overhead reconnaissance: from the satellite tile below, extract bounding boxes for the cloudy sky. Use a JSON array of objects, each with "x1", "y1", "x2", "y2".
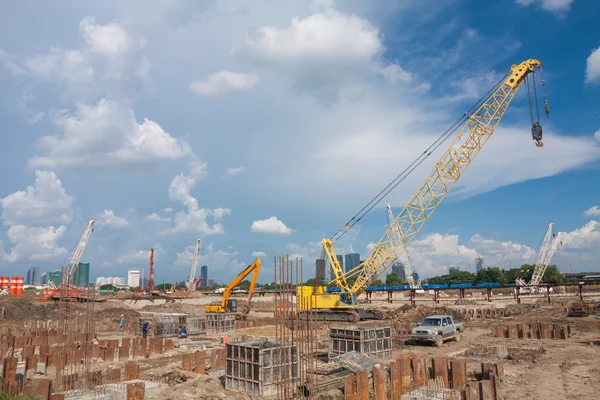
[{"x1": 1, "y1": 0, "x2": 599, "y2": 284}]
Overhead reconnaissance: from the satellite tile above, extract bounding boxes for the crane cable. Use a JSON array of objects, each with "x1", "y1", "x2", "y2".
[{"x1": 330, "y1": 72, "x2": 510, "y2": 243}]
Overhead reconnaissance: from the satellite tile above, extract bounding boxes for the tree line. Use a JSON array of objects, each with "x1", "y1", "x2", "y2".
[{"x1": 427, "y1": 264, "x2": 566, "y2": 285}]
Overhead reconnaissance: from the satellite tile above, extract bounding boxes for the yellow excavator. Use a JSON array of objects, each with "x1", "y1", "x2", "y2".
[
  {"x1": 205, "y1": 258, "x2": 261, "y2": 314},
  {"x1": 297, "y1": 59, "x2": 550, "y2": 322}
]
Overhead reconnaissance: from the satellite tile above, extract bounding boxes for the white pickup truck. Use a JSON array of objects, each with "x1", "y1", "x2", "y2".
[{"x1": 410, "y1": 315, "x2": 464, "y2": 347}]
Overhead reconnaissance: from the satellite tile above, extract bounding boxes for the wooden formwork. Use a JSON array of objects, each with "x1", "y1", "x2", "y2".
[
  {"x1": 329, "y1": 325, "x2": 392, "y2": 361},
  {"x1": 225, "y1": 340, "x2": 298, "y2": 396}
]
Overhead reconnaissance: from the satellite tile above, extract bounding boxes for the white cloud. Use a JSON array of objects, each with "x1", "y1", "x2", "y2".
[
  {"x1": 163, "y1": 208, "x2": 173, "y2": 213},
  {"x1": 252, "y1": 251, "x2": 267, "y2": 257},
  {"x1": 515, "y1": 0, "x2": 574, "y2": 14},
  {"x1": 584, "y1": 206, "x2": 600, "y2": 217},
  {"x1": 250, "y1": 216, "x2": 293, "y2": 235},
  {"x1": 28, "y1": 99, "x2": 193, "y2": 169},
  {"x1": 145, "y1": 213, "x2": 172, "y2": 222},
  {"x1": 559, "y1": 220, "x2": 600, "y2": 250},
  {"x1": 163, "y1": 163, "x2": 231, "y2": 235},
  {"x1": 1, "y1": 17, "x2": 150, "y2": 99},
  {"x1": 96, "y1": 209, "x2": 129, "y2": 228},
  {"x1": 190, "y1": 70, "x2": 258, "y2": 97},
  {"x1": 115, "y1": 249, "x2": 151, "y2": 264},
  {"x1": 1, "y1": 170, "x2": 73, "y2": 226},
  {"x1": 3, "y1": 225, "x2": 67, "y2": 262},
  {"x1": 235, "y1": 8, "x2": 413, "y2": 101},
  {"x1": 585, "y1": 46, "x2": 600, "y2": 84},
  {"x1": 225, "y1": 166, "x2": 245, "y2": 176}
]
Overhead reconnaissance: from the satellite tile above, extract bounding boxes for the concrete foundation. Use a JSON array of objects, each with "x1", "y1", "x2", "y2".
[
  {"x1": 225, "y1": 340, "x2": 297, "y2": 396},
  {"x1": 329, "y1": 326, "x2": 392, "y2": 361}
]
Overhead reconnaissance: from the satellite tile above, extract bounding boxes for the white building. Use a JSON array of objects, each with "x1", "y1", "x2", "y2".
[
  {"x1": 127, "y1": 270, "x2": 140, "y2": 288},
  {"x1": 96, "y1": 277, "x2": 125, "y2": 286}
]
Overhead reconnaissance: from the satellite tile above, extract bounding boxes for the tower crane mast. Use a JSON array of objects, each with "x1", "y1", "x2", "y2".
[
  {"x1": 298, "y1": 59, "x2": 550, "y2": 322},
  {"x1": 186, "y1": 239, "x2": 201, "y2": 291}
]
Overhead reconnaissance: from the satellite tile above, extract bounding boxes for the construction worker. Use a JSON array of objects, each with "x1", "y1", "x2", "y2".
[
  {"x1": 179, "y1": 323, "x2": 188, "y2": 338},
  {"x1": 142, "y1": 321, "x2": 150, "y2": 338},
  {"x1": 119, "y1": 314, "x2": 125, "y2": 331}
]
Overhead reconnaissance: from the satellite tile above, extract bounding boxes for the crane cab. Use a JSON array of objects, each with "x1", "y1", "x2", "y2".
[{"x1": 297, "y1": 286, "x2": 358, "y2": 310}]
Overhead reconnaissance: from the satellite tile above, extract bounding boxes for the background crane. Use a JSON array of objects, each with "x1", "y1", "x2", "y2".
[
  {"x1": 43, "y1": 220, "x2": 95, "y2": 301},
  {"x1": 386, "y1": 204, "x2": 420, "y2": 289},
  {"x1": 516, "y1": 223, "x2": 563, "y2": 288},
  {"x1": 298, "y1": 59, "x2": 549, "y2": 322},
  {"x1": 186, "y1": 239, "x2": 201, "y2": 292}
]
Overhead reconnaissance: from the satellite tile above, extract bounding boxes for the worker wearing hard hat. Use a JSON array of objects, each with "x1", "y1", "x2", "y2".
[{"x1": 119, "y1": 314, "x2": 125, "y2": 331}]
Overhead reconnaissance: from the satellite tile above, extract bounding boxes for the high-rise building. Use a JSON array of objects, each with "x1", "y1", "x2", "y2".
[
  {"x1": 207, "y1": 279, "x2": 215, "y2": 287},
  {"x1": 345, "y1": 253, "x2": 360, "y2": 274},
  {"x1": 476, "y1": 258, "x2": 484, "y2": 273},
  {"x1": 48, "y1": 270, "x2": 62, "y2": 287},
  {"x1": 449, "y1": 266, "x2": 460, "y2": 273},
  {"x1": 201, "y1": 266, "x2": 208, "y2": 287},
  {"x1": 96, "y1": 277, "x2": 125, "y2": 286},
  {"x1": 391, "y1": 262, "x2": 406, "y2": 282},
  {"x1": 41, "y1": 272, "x2": 48, "y2": 285},
  {"x1": 127, "y1": 270, "x2": 140, "y2": 287},
  {"x1": 72, "y1": 262, "x2": 90, "y2": 287},
  {"x1": 315, "y1": 259, "x2": 325, "y2": 281},
  {"x1": 26, "y1": 266, "x2": 40, "y2": 285}
]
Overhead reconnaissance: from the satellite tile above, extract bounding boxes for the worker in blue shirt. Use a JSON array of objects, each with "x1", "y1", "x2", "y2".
[
  {"x1": 179, "y1": 323, "x2": 188, "y2": 338},
  {"x1": 119, "y1": 314, "x2": 125, "y2": 331},
  {"x1": 142, "y1": 321, "x2": 150, "y2": 338}
]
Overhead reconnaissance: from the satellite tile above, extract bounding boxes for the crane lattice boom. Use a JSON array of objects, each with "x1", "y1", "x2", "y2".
[
  {"x1": 386, "y1": 204, "x2": 419, "y2": 289},
  {"x1": 516, "y1": 223, "x2": 554, "y2": 287},
  {"x1": 323, "y1": 59, "x2": 545, "y2": 296},
  {"x1": 63, "y1": 220, "x2": 95, "y2": 287}
]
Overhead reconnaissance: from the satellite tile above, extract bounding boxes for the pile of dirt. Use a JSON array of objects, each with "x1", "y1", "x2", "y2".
[
  {"x1": 508, "y1": 347, "x2": 547, "y2": 363},
  {"x1": 152, "y1": 372, "x2": 250, "y2": 400},
  {"x1": 504, "y1": 303, "x2": 543, "y2": 316},
  {"x1": 385, "y1": 305, "x2": 465, "y2": 323},
  {"x1": 454, "y1": 299, "x2": 478, "y2": 305},
  {"x1": 0, "y1": 298, "x2": 60, "y2": 321}
]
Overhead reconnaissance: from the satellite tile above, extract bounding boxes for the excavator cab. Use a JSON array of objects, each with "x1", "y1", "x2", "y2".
[{"x1": 226, "y1": 299, "x2": 238, "y2": 313}]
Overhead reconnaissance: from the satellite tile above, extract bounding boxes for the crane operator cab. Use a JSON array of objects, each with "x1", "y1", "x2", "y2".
[{"x1": 339, "y1": 292, "x2": 358, "y2": 307}]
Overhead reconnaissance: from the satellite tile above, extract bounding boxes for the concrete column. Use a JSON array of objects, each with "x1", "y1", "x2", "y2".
[
  {"x1": 344, "y1": 375, "x2": 355, "y2": 400},
  {"x1": 411, "y1": 358, "x2": 427, "y2": 388},
  {"x1": 181, "y1": 353, "x2": 195, "y2": 372},
  {"x1": 3, "y1": 357, "x2": 18, "y2": 383},
  {"x1": 356, "y1": 370, "x2": 369, "y2": 400},
  {"x1": 125, "y1": 362, "x2": 139, "y2": 380},
  {"x1": 119, "y1": 345, "x2": 130, "y2": 361},
  {"x1": 127, "y1": 382, "x2": 145, "y2": 400},
  {"x1": 479, "y1": 380, "x2": 494, "y2": 399},
  {"x1": 450, "y1": 361, "x2": 466, "y2": 389},
  {"x1": 390, "y1": 360, "x2": 402, "y2": 400},
  {"x1": 107, "y1": 367, "x2": 121, "y2": 383},
  {"x1": 372, "y1": 365, "x2": 386, "y2": 400},
  {"x1": 195, "y1": 351, "x2": 205, "y2": 374},
  {"x1": 24, "y1": 377, "x2": 51, "y2": 399},
  {"x1": 432, "y1": 358, "x2": 449, "y2": 388},
  {"x1": 399, "y1": 358, "x2": 411, "y2": 393}
]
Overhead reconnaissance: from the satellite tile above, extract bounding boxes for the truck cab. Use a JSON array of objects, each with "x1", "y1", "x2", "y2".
[{"x1": 410, "y1": 315, "x2": 464, "y2": 347}]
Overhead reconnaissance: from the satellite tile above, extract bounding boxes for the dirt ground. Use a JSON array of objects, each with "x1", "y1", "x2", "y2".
[{"x1": 2, "y1": 294, "x2": 600, "y2": 399}]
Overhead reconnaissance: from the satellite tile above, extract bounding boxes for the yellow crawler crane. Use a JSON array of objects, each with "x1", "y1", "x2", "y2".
[
  {"x1": 297, "y1": 59, "x2": 550, "y2": 322},
  {"x1": 205, "y1": 258, "x2": 261, "y2": 313}
]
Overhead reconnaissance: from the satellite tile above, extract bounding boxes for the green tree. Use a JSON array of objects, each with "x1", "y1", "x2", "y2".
[
  {"x1": 475, "y1": 267, "x2": 505, "y2": 284},
  {"x1": 428, "y1": 270, "x2": 475, "y2": 285},
  {"x1": 385, "y1": 272, "x2": 403, "y2": 286},
  {"x1": 371, "y1": 279, "x2": 385, "y2": 286},
  {"x1": 99, "y1": 284, "x2": 117, "y2": 291},
  {"x1": 238, "y1": 280, "x2": 252, "y2": 291}
]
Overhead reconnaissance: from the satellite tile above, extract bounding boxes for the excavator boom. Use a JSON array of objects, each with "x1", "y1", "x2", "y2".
[{"x1": 205, "y1": 258, "x2": 261, "y2": 313}]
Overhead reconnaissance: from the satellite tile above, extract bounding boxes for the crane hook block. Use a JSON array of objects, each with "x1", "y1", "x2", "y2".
[
  {"x1": 545, "y1": 100, "x2": 550, "y2": 117},
  {"x1": 531, "y1": 122, "x2": 543, "y2": 147}
]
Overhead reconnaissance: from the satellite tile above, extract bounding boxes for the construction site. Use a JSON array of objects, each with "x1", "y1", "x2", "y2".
[{"x1": 1, "y1": 60, "x2": 600, "y2": 400}]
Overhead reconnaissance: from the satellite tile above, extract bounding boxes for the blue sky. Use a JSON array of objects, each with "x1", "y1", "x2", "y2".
[{"x1": 1, "y1": 0, "x2": 599, "y2": 285}]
